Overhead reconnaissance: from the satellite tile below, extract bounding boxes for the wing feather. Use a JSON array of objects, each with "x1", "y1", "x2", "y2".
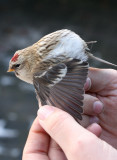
[{"x1": 33, "y1": 59, "x2": 89, "y2": 120}]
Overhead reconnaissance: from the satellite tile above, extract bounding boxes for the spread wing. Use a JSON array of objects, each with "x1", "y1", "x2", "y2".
[{"x1": 33, "y1": 59, "x2": 89, "y2": 120}]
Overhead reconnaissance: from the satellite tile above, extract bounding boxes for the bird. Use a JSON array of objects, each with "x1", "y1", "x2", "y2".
[{"x1": 8, "y1": 29, "x2": 117, "y2": 121}]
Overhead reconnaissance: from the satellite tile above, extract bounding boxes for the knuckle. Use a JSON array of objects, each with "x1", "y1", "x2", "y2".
[
  {"x1": 70, "y1": 134, "x2": 97, "y2": 155},
  {"x1": 106, "y1": 69, "x2": 117, "y2": 79}
]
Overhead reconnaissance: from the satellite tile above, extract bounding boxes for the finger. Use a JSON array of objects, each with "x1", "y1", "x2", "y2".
[
  {"x1": 84, "y1": 77, "x2": 91, "y2": 91},
  {"x1": 79, "y1": 114, "x2": 91, "y2": 127},
  {"x1": 87, "y1": 123, "x2": 102, "y2": 137},
  {"x1": 23, "y1": 117, "x2": 50, "y2": 160},
  {"x1": 48, "y1": 139, "x2": 67, "y2": 160},
  {"x1": 37, "y1": 105, "x2": 100, "y2": 159},
  {"x1": 83, "y1": 94, "x2": 104, "y2": 115},
  {"x1": 88, "y1": 67, "x2": 116, "y2": 92},
  {"x1": 38, "y1": 106, "x2": 117, "y2": 160},
  {"x1": 79, "y1": 115, "x2": 99, "y2": 128}
]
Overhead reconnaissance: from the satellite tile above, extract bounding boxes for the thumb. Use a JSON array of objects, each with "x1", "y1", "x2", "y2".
[{"x1": 37, "y1": 105, "x2": 109, "y2": 160}]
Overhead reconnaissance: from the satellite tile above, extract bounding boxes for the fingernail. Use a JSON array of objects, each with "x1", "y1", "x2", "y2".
[
  {"x1": 93, "y1": 101, "x2": 104, "y2": 114},
  {"x1": 84, "y1": 77, "x2": 91, "y2": 91},
  {"x1": 38, "y1": 105, "x2": 54, "y2": 120},
  {"x1": 90, "y1": 116, "x2": 99, "y2": 124}
]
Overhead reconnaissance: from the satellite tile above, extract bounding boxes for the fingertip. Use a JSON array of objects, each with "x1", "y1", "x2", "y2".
[
  {"x1": 93, "y1": 101, "x2": 104, "y2": 114},
  {"x1": 37, "y1": 105, "x2": 55, "y2": 121},
  {"x1": 84, "y1": 77, "x2": 91, "y2": 91},
  {"x1": 87, "y1": 123, "x2": 102, "y2": 137}
]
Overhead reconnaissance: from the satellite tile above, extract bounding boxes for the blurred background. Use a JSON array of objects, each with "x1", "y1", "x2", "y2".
[{"x1": 0, "y1": 0, "x2": 117, "y2": 159}]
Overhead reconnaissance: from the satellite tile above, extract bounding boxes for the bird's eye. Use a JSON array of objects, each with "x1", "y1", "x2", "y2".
[{"x1": 15, "y1": 64, "x2": 20, "y2": 68}]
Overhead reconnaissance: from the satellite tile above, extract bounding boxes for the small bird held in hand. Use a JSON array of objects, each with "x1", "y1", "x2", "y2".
[{"x1": 8, "y1": 29, "x2": 117, "y2": 121}]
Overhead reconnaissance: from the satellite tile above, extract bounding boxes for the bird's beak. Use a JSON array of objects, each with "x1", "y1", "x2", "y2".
[{"x1": 7, "y1": 68, "x2": 15, "y2": 72}]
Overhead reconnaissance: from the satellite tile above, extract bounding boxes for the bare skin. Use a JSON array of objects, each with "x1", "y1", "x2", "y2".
[
  {"x1": 86, "y1": 68, "x2": 117, "y2": 148},
  {"x1": 23, "y1": 68, "x2": 117, "y2": 160}
]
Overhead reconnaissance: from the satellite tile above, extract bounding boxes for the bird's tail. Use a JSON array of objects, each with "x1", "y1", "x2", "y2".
[
  {"x1": 87, "y1": 52, "x2": 117, "y2": 67},
  {"x1": 86, "y1": 41, "x2": 117, "y2": 67}
]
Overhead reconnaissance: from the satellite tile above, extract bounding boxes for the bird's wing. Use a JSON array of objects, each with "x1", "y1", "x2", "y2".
[{"x1": 33, "y1": 59, "x2": 89, "y2": 120}]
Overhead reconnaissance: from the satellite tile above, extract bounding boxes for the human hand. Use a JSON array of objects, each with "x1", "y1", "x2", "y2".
[
  {"x1": 23, "y1": 67, "x2": 117, "y2": 160},
  {"x1": 23, "y1": 105, "x2": 117, "y2": 160},
  {"x1": 84, "y1": 68, "x2": 117, "y2": 149}
]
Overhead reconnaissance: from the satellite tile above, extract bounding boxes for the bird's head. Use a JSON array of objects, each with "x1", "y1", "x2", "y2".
[{"x1": 8, "y1": 48, "x2": 35, "y2": 84}]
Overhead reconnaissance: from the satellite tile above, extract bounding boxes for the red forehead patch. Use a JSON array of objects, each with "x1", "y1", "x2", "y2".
[{"x1": 11, "y1": 53, "x2": 19, "y2": 62}]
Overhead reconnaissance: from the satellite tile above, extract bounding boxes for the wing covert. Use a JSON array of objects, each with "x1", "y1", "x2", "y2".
[{"x1": 33, "y1": 59, "x2": 89, "y2": 120}]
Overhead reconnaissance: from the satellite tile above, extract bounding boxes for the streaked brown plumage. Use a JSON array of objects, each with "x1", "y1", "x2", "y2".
[{"x1": 8, "y1": 29, "x2": 117, "y2": 121}]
